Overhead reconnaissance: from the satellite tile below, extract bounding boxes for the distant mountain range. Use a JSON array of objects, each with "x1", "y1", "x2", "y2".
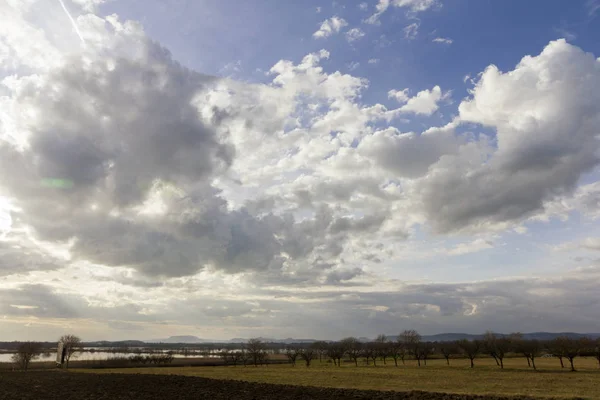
[
  {"x1": 386, "y1": 332, "x2": 600, "y2": 342},
  {"x1": 143, "y1": 332, "x2": 600, "y2": 344},
  {"x1": 146, "y1": 336, "x2": 319, "y2": 344}
]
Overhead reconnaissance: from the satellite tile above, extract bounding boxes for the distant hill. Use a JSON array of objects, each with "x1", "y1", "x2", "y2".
[
  {"x1": 125, "y1": 332, "x2": 600, "y2": 345},
  {"x1": 147, "y1": 336, "x2": 206, "y2": 344},
  {"x1": 87, "y1": 340, "x2": 146, "y2": 347},
  {"x1": 228, "y1": 337, "x2": 317, "y2": 344},
  {"x1": 386, "y1": 332, "x2": 600, "y2": 342}
]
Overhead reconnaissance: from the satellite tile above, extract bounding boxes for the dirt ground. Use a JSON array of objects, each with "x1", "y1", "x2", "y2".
[{"x1": 0, "y1": 371, "x2": 586, "y2": 400}]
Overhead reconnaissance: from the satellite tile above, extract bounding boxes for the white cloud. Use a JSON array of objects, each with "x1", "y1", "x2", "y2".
[
  {"x1": 582, "y1": 238, "x2": 600, "y2": 251},
  {"x1": 587, "y1": 0, "x2": 600, "y2": 17},
  {"x1": 313, "y1": 16, "x2": 348, "y2": 38},
  {"x1": 447, "y1": 238, "x2": 494, "y2": 256},
  {"x1": 420, "y1": 39, "x2": 600, "y2": 233},
  {"x1": 2, "y1": 1, "x2": 600, "y2": 340},
  {"x1": 346, "y1": 27, "x2": 366, "y2": 42},
  {"x1": 368, "y1": 58, "x2": 380, "y2": 64},
  {"x1": 403, "y1": 22, "x2": 420, "y2": 40},
  {"x1": 359, "y1": 2, "x2": 369, "y2": 11},
  {"x1": 433, "y1": 37, "x2": 453, "y2": 44},
  {"x1": 347, "y1": 61, "x2": 360, "y2": 71},
  {"x1": 388, "y1": 88, "x2": 410, "y2": 103},
  {"x1": 393, "y1": 85, "x2": 450, "y2": 115},
  {"x1": 366, "y1": 0, "x2": 439, "y2": 25}
]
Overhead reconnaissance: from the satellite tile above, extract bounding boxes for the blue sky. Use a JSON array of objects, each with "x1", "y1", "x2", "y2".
[{"x1": 0, "y1": 0, "x2": 600, "y2": 340}]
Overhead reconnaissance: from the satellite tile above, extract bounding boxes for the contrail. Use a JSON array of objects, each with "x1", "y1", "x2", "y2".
[{"x1": 57, "y1": 0, "x2": 86, "y2": 45}]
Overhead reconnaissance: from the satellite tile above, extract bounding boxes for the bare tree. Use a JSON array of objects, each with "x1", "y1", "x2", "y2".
[
  {"x1": 330, "y1": 342, "x2": 345, "y2": 366},
  {"x1": 593, "y1": 338, "x2": 600, "y2": 368},
  {"x1": 341, "y1": 337, "x2": 362, "y2": 367},
  {"x1": 482, "y1": 331, "x2": 511, "y2": 368},
  {"x1": 245, "y1": 338, "x2": 268, "y2": 367},
  {"x1": 59, "y1": 334, "x2": 82, "y2": 369},
  {"x1": 418, "y1": 342, "x2": 433, "y2": 366},
  {"x1": 457, "y1": 339, "x2": 480, "y2": 368},
  {"x1": 299, "y1": 348, "x2": 316, "y2": 367},
  {"x1": 400, "y1": 330, "x2": 422, "y2": 366},
  {"x1": 374, "y1": 334, "x2": 389, "y2": 365},
  {"x1": 510, "y1": 333, "x2": 531, "y2": 367},
  {"x1": 557, "y1": 337, "x2": 585, "y2": 372},
  {"x1": 389, "y1": 340, "x2": 405, "y2": 366},
  {"x1": 285, "y1": 346, "x2": 300, "y2": 366},
  {"x1": 440, "y1": 343, "x2": 457, "y2": 366},
  {"x1": 310, "y1": 341, "x2": 328, "y2": 363},
  {"x1": 482, "y1": 331, "x2": 501, "y2": 367},
  {"x1": 12, "y1": 342, "x2": 42, "y2": 371},
  {"x1": 547, "y1": 337, "x2": 567, "y2": 369},
  {"x1": 362, "y1": 342, "x2": 378, "y2": 366},
  {"x1": 219, "y1": 349, "x2": 231, "y2": 365},
  {"x1": 239, "y1": 350, "x2": 249, "y2": 366},
  {"x1": 519, "y1": 339, "x2": 543, "y2": 370},
  {"x1": 230, "y1": 351, "x2": 243, "y2": 366}
]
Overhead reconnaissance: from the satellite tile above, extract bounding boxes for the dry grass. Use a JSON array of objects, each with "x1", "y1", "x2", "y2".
[{"x1": 79, "y1": 357, "x2": 600, "y2": 399}]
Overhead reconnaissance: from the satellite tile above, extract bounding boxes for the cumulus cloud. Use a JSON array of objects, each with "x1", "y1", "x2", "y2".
[
  {"x1": 390, "y1": 85, "x2": 450, "y2": 115},
  {"x1": 358, "y1": 123, "x2": 461, "y2": 178},
  {"x1": 366, "y1": 0, "x2": 439, "y2": 25},
  {"x1": 2, "y1": 0, "x2": 600, "y2": 340},
  {"x1": 420, "y1": 40, "x2": 600, "y2": 232},
  {"x1": 346, "y1": 27, "x2": 366, "y2": 42},
  {"x1": 313, "y1": 16, "x2": 348, "y2": 38}
]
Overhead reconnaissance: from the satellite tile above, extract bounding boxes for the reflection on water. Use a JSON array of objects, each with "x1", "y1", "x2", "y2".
[{"x1": 0, "y1": 348, "x2": 237, "y2": 363}]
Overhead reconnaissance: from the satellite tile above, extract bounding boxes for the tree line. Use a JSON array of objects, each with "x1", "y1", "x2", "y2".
[
  {"x1": 9, "y1": 334, "x2": 82, "y2": 371},
  {"x1": 220, "y1": 331, "x2": 600, "y2": 372}
]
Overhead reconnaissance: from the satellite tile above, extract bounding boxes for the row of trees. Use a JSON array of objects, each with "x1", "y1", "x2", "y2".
[
  {"x1": 224, "y1": 331, "x2": 600, "y2": 372},
  {"x1": 11, "y1": 334, "x2": 82, "y2": 371}
]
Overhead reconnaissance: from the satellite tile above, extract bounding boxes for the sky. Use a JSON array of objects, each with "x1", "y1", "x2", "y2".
[{"x1": 0, "y1": 0, "x2": 600, "y2": 341}]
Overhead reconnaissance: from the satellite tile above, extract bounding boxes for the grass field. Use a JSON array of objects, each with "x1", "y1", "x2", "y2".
[{"x1": 80, "y1": 357, "x2": 600, "y2": 399}]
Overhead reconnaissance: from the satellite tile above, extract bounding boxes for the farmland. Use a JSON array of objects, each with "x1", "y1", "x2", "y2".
[
  {"x1": 82, "y1": 357, "x2": 600, "y2": 399},
  {"x1": 0, "y1": 367, "x2": 592, "y2": 400}
]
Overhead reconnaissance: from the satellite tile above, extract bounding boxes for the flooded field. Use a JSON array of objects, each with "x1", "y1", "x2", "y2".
[{"x1": 0, "y1": 347, "x2": 242, "y2": 363}]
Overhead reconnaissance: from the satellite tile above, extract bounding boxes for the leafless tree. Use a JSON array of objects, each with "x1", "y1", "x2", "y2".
[
  {"x1": 220, "y1": 349, "x2": 231, "y2": 365},
  {"x1": 59, "y1": 334, "x2": 82, "y2": 369},
  {"x1": 440, "y1": 343, "x2": 457, "y2": 366},
  {"x1": 482, "y1": 331, "x2": 501, "y2": 367},
  {"x1": 374, "y1": 334, "x2": 389, "y2": 365},
  {"x1": 400, "y1": 330, "x2": 422, "y2": 366},
  {"x1": 326, "y1": 342, "x2": 344, "y2": 366},
  {"x1": 12, "y1": 342, "x2": 42, "y2": 371},
  {"x1": 285, "y1": 346, "x2": 300, "y2": 366},
  {"x1": 341, "y1": 337, "x2": 362, "y2": 367},
  {"x1": 230, "y1": 351, "x2": 243, "y2": 366},
  {"x1": 546, "y1": 338, "x2": 564, "y2": 368},
  {"x1": 310, "y1": 341, "x2": 328, "y2": 363},
  {"x1": 363, "y1": 342, "x2": 379, "y2": 366},
  {"x1": 593, "y1": 338, "x2": 600, "y2": 368},
  {"x1": 245, "y1": 338, "x2": 268, "y2": 367},
  {"x1": 482, "y1": 332, "x2": 511, "y2": 369},
  {"x1": 457, "y1": 339, "x2": 480, "y2": 368},
  {"x1": 519, "y1": 339, "x2": 543, "y2": 370},
  {"x1": 299, "y1": 348, "x2": 316, "y2": 367},
  {"x1": 556, "y1": 337, "x2": 585, "y2": 372},
  {"x1": 239, "y1": 350, "x2": 249, "y2": 366},
  {"x1": 389, "y1": 340, "x2": 406, "y2": 366},
  {"x1": 418, "y1": 342, "x2": 434, "y2": 366}
]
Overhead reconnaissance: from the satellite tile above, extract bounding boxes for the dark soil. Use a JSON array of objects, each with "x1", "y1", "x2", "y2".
[{"x1": 0, "y1": 371, "x2": 584, "y2": 400}]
